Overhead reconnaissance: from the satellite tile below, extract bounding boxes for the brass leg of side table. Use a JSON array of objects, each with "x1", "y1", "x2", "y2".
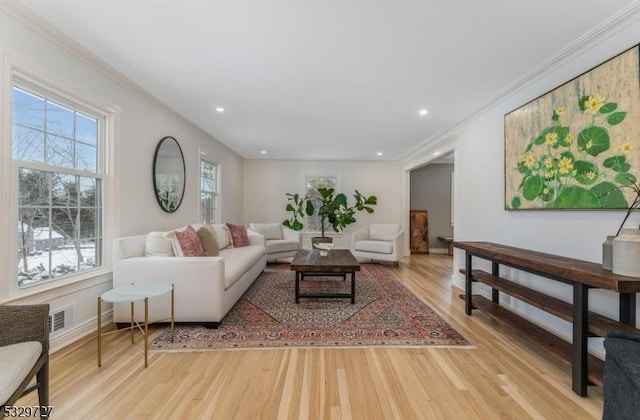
[
  {"x1": 130, "y1": 302, "x2": 134, "y2": 344},
  {"x1": 97, "y1": 297, "x2": 102, "y2": 367},
  {"x1": 171, "y1": 284, "x2": 175, "y2": 342},
  {"x1": 144, "y1": 297, "x2": 149, "y2": 367}
]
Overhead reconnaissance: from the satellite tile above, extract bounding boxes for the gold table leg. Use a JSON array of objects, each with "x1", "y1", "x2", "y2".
[
  {"x1": 97, "y1": 297, "x2": 102, "y2": 367},
  {"x1": 144, "y1": 297, "x2": 149, "y2": 367},
  {"x1": 171, "y1": 284, "x2": 175, "y2": 342}
]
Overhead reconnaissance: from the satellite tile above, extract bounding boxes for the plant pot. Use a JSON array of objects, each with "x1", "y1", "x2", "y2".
[
  {"x1": 612, "y1": 229, "x2": 640, "y2": 277},
  {"x1": 602, "y1": 235, "x2": 614, "y2": 270},
  {"x1": 311, "y1": 237, "x2": 333, "y2": 246}
]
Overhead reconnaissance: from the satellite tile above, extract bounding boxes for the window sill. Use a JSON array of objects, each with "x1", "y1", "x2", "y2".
[{"x1": 4, "y1": 268, "x2": 112, "y2": 304}]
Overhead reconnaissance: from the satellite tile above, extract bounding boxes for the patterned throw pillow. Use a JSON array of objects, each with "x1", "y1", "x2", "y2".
[
  {"x1": 174, "y1": 225, "x2": 205, "y2": 257},
  {"x1": 225, "y1": 223, "x2": 251, "y2": 247},
  {"x1": 197, "y1": 225, "x2": 220, "y2": 256}
]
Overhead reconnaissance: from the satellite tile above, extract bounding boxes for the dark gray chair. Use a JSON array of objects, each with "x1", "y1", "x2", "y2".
[
  {"x1": 0, "y1": 305, "x2": 49, "y2": 419},
  {"x1": 603, "y1": 330, "x2": 640, "y2": 420}
]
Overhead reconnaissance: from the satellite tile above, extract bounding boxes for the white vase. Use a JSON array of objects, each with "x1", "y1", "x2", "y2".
[{"x1": 612, "y1": 229, "x2": 640, "y2": 277}]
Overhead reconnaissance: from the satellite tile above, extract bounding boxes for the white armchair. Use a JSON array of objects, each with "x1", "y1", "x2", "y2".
[
  {"x1": 249, "y1": 223, "x2": 301, "y2": 262},
  {"x1": 351, "y1": 224, "x2": 403, "y2": 266}
]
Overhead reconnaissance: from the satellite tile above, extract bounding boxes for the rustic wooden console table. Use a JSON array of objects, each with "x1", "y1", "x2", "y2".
[{"x1": 454, "y1": 241, "x2": 640, "y2": 397}]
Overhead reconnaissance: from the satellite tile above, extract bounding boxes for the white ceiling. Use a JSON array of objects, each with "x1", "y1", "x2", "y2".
[{"x1": 12, "y1": 0, "x2": 639, "y2": 160}]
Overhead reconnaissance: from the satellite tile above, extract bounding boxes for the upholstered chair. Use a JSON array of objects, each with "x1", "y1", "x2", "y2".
[
  {"x1": 249, "y1": 223, "x2": 301, "y2": 262},
  {"x1": 0, "y1": 305, "x2": 50, "y2": 419},
  {"x1": 351, "y1": 224, "x2": 404, "y2": 266}
]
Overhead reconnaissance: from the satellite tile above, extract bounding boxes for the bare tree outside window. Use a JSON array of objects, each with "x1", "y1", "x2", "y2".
[
  {"x1": 200, "y1": 159, "x2": 218, "y2": 224},
  {"x1": 305, "y1": 176, "x2": 337, "y2": 231},
  {"x1": 13, "y1": 85, "x2": 102, "y2": 286}
]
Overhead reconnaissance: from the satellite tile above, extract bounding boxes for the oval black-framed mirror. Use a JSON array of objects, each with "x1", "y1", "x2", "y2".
[{"x1": 152, "y1": 136, "x2": 186, "y2": 213}]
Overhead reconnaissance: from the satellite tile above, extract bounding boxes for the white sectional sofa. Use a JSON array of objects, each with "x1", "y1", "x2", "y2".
[
  {"x1": 112, "y1": 223, "x2": 266, "y2": 327},
  {"x1": 248, "y1": 223, "x2": 301, "y2": 262}
]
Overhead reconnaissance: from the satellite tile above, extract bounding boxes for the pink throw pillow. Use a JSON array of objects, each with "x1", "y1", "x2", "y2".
[
  {"x1": 226, "y1": 223, "x2": 251, "y2": 247},
  {"x1": 174, "y1": 225, "x2": 205, "y2": 257}
]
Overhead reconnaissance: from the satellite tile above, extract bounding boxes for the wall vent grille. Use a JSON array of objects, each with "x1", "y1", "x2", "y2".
[{"x1": 49, "y1": 305, "x2": 74, "y2": 335}]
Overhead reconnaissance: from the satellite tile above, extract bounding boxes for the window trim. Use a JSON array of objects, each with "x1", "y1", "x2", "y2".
[
  {"x1": 1, "y1": 63, "x2": 120, "y2": 300},
  {"x1": 302, "y1": 172, "x2": 342, "y2": 233},
  {"x1": 199, "y1": 149, "x2": 219, "y2": 225}
]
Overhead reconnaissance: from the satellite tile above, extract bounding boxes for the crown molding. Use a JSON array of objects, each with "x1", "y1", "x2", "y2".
[
  {"x1": 402, "y1": 1, "x2": 640, "y2": 167},
  {"x1": 402, "y1": 134, "x2": 457, "y2": 171},
  {"x1": 0, "y1": 0, "x2": 229, "y2": 149}
]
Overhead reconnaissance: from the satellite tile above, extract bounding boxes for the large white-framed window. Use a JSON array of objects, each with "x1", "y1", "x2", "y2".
[
  {"x1": 12, "y1": 79, "x2": 105, "y2": 288},
  {"x1": 199, "y1": 154, "x2": 218, "y2": 224},
  {"x1": 304, "y1": 174, "x2": 338, "y2": 232}
]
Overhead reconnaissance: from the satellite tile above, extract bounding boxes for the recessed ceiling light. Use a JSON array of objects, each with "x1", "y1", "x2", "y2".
[
  {"x1": 215, "y1": 107, "x2": 225, "y2": 113},
  {"x1": 261, "y1": 150, "x2": 267, "y2": 154},
  {"x1": 434, "y1": 151, "x2": 441, "y2": 156},
  {"x1": 377, "y1": 152, "x2": 383, "y2": 156},
  {"x1": 419, "y1": 109, "x2": 428, "y2": 116}
]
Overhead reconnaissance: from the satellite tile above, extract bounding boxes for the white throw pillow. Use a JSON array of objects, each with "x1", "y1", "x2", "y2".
[
  {"x1": 144, "y1": 231, "x2": 175, "y2": 257},
  {"x1": 211, "y1": 224, "x2": 232, "y2": 249},
  {"x1": 369, "y1": 224, "x2": 400, "y2": 241},
  {"x1": 190, "y1": 222, "x2": 204, "y2": 232},
  {"x1": 249, "y1": 223, "x2": 282, "y2": 240}
]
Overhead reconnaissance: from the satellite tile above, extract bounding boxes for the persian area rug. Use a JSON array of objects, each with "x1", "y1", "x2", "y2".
[{"x1": 150, "y1": 263, "x2": 471, "y2": 351}]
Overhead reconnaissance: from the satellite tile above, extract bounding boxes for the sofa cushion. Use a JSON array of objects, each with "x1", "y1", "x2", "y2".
[
  {"x1": 0, "y1": 341, "x2": 42, "y2": 405},
  {"x1": 144, "y1": 231, "x2": 175, "y2": 257},
  {"x1": 220, "y1": 245, "x2": 265, "y2": 289},
  {"x1": 249, "y1": 223, "x2": 282, "y2": 240},
  {"x1": 173, "y1": 225, "x2": 205, "y2": 257},
  {"x1": 211, "y1": 224, "x2": 232, "y2": 249},
  {"x1": 369, "y1": 224, "x2": 400, "y2": 241},
  {"x1": 226, "y1": 223, "x2": 251, "y2": 247},
  {"x1": 355, "y1": 240, "x2": 393, "y2": 254},
  {"x1": 266, "y1": 239, "x2": 299, "y2": 254},
  {"x1": 197, "y1": 225, "x2": 220, "y2": 256}
]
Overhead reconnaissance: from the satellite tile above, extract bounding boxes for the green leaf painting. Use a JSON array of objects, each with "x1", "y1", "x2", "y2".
[{"x1": 504, "y1": 45, "x2": 640, "y2": 209}]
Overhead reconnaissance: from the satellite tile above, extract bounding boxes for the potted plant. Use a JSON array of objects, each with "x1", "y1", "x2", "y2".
[{"x1": 283, "y1": 188, "x2": 377, "y2": 244}]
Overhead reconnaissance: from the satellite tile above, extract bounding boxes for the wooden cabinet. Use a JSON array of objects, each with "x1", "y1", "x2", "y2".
[{"x1": 409, "y1": 210, "x2": 428, "y2": 254}]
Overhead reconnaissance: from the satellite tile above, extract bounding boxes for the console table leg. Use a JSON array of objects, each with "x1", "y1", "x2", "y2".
[
  {"x1": 572, "y1": 283, "x2": 588, "y2": 397},
  {"x1": 620, "y1": 293, "x2": 636, "y2": 327},
  {"x1": 465, "y1": 252, "x2": 473, "y2": 315},
  {"x1": 491, "y1": 262, "x2": 500, "y2": 303}
]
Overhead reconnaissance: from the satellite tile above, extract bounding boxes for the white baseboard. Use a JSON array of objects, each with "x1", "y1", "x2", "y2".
[{"x1": 50, "y1": 309, "x2": 112, "y2": 354}]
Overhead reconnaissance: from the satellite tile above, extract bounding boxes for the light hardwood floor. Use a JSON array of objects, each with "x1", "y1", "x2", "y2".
[{"x1": 18, "y1": 254, "x2": 603, "y2": 419}]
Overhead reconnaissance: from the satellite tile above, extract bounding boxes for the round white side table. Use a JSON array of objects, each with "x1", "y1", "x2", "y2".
[{"x1": 97, "y1": 283, "x2": 174, "y2": 367}]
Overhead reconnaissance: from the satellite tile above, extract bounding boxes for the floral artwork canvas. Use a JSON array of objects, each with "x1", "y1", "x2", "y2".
[{"x1": 505, "y1": 45, "x2": 640, "y2": 209}]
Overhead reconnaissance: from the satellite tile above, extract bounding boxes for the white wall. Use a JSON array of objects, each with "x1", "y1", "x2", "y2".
[
  {"x1": 243, "y1": 159, "x2": 403, "y2": 249},
  {"x1": 0, "y1": 5, "x2": 244, "y2": 351},
  {"x1": 449, "y1": 15, "x2": 640, "y2": 356}
]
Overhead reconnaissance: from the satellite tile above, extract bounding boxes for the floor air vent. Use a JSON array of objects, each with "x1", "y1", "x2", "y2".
[{"x1": 49, "y1": 305, "x2": 74, "y2": 335}]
